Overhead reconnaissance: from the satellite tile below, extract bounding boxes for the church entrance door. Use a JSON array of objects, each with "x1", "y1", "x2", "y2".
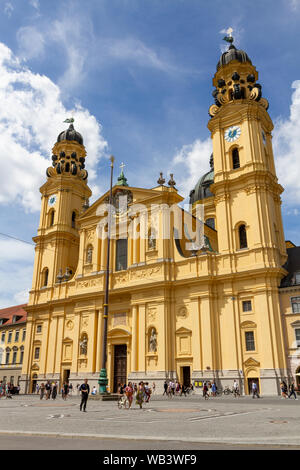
[
  {"x1": 182, "y1": 366, "x2": 191, "y2": 387},
  {"x1": 113, "y1": 345, "x2": 127, "y2": 393}
]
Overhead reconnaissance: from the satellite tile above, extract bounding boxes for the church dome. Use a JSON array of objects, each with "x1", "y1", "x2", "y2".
[
  {"x1": 57, "y1": 124, "x2": 83, "y2": 145},
  {"x1": 189, "y1": 155, "x2": 214, "y2": 204},
  {"x1": 217, "y1": 45, "x2": 252, "y2": 71}
]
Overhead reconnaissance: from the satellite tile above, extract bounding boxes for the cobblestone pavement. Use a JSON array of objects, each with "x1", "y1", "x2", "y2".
[{"x1": 0, "y1": 394, "x2": 300, "y2": 448}]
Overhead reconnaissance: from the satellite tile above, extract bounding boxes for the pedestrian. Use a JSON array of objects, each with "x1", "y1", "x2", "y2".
[
  {"x1": 52, "y1": 382, "x2": 57, "y2": 400},
  {"x1": 212, "y1": 381, "x2": 217, "y2": 397},
  {"x1": 136, "y1": 382, "x2": 144, "y2": 409},
  {"x1": 91, "y1": 386, "x2": 97, "y2": 395},
  {"x1": 62, "y1": 381, "x2": 69, "y2": 400},
  {"x1": 203, "y1": 382, "x2": 209, "y2": 400},
  {"x1": 79, "y1": 379, "x2": 90, "y2": 412},
  {"x1": 288, "y1": 382, "x2": 298, "y2": 400},
  {"x1": 69, "y1": 383, "x2": 73, "y2": 396},
  {"x1": 125, "y1": 382, "x2": 134, "y2": 409},
  {"x1": 0, "y1": 381, "x2": 3, "y2": 398},
  {"x1": 36, "y1": 384, "x2": 39, "y2": 394},
  {"x1": 280, "y1": 381, "x2": 287, "y2": 399},
  {"x1": 163, "y1": 380, "x2": 168, "y2": 396},
  {"x1": 144, "y1": 382, "x2": 151, "y2": 403},
  {"x1": 40, "y1": 383, "x2": 45, "y2": 400},
  {"x1": 45, "y1": 381, "x2": 51, "y2": 400},
  {"x1": 233, "y1": 380, "x2": 240, "y2": 397},
  {"x1": 252, "y1": 381, "x2": 260, "y2": 398}
]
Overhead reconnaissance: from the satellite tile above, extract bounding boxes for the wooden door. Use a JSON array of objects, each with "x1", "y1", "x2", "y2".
[{"x1": 113, "y1": 345, "x2": 127, "y2": 393}]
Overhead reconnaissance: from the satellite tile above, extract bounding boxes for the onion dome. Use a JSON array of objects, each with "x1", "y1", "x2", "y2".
[
  {"x1": 189, "y1": 154, "x2": 214, "y2": 205},
  {"x1": 57, "y1": 124, "x2": 83, "y2": 145},
  {"x1": 217, "y1": 45, "x2": 252, "y2": 71}
]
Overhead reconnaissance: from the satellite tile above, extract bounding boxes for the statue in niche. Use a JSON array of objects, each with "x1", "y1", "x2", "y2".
[
  {"x1": 149, "y1": 328, "x2": 157, "y2": 353},
  {"x1": 79, "y1": 335, "x2": 88, "y2": 355},
  {"x1": 86, "y1": 246, "x2": 93, "y2": 264},
  {"x1": 148, "y1": 229, "x2": 156, "y2": 250}
]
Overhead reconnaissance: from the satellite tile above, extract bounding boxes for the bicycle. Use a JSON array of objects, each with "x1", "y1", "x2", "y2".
[{"x1": 117, "y1": 394, "x2": 129, "y2": 409}]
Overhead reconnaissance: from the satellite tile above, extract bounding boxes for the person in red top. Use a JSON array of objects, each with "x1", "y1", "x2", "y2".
[{"x1": 125, "y1": 382, "x2": 134, "y2": 409}]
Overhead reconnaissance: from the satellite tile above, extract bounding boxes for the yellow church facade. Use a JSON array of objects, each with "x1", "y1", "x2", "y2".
[{"x1": 20, "y1": 41, "x2": 297, "y2": 396}]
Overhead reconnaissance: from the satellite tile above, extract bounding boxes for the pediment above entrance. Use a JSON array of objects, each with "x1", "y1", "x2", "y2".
[
  {"x1": 108, "y1": 327, "x2": 131, "y2": 337},
  {"x1": 31, "y1": 363, "x2": 40, "y2": 371},
  {"x1": 244, "y1": 357, "x2": 260, "y2": 367},
  {"x1": 175, "y1": 326, "x2": 192, "y2": 335}
]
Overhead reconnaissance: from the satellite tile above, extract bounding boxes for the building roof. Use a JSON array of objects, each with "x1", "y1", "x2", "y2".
[
  {"x1": 189, "y1": 154, "x2": 214, "y2": 204},
  {"x1": 280, "y1": 247, "x2": 300, "y2": 288},
  {"x1": 217, "y1": 44, "x2": 252, "y2": 71},
  {"x1": 57, "y1": 124, "x2": 83, "y2": 145},
  {"x1": 0, "y1": 304, "x2": 27, "y2": 327}
]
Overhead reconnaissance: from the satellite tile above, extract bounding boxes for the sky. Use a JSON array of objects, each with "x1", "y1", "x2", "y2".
[{"x1": 0, "y1": 0, "x2": 300, "y2": 307}]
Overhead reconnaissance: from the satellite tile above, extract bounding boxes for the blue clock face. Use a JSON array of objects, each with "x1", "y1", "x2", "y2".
[
  {"x1": 48, "y1": 195, "x2": 57, "y2": 207},
  {"x1": 225, "y1": 126, "x2": 241, "y2": 143}
]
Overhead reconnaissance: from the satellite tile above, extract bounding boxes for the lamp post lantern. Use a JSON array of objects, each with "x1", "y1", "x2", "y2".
[{"x1": 98, "y1": 155, "x2": 115, "y2": 395}]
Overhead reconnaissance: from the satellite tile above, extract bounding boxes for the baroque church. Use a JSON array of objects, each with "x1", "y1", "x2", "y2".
[{"x1": 20, "y1": 41, "x2": 300, "y2": 396}]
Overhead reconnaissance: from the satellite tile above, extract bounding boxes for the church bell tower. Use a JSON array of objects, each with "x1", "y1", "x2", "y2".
[
  {"x1": 207, "y1": 38, "x2": 287, "y2": 268},
  {"x1": 29, "y1": 121, "x2": 92, "y2": 302}
]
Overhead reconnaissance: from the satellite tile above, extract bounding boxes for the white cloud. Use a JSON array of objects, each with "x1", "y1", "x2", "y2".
[
  {"x1": 273, "y1": 80, "x2": 300, "y2": 206},
  {"x1": 0, "y1": 238, "x2": 34, "y2": 308},
  {"x1": 107, "y1": 37, "x2": 175, "y2": 73},
  {"x1": 16, "y1": 26, "x2": 45, "y2": 60},
  {"x1": 172, "y1": 138, "x2": 212, "y2": 199},
  {"x1": 4, "y1": 2, "x2": 13, "y2": 17},
  {"x1": 29, "y1": 0, "x2": 39, "y2": 9},
  {"x1": 0, "y1": 41, "x2": 108, "y2": 212}
]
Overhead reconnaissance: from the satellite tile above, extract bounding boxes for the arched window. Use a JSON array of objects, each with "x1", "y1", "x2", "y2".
[
  {"x1": 232, "y1": 148, "x2": 240, "y2": 169},
  {"x1": 49, "y1": 210, "x2": 55, "y2": 227},
  {"x1": 71, "y1": 211, "x2": 76, "y2": 228},
  {"x1": 42, "y1": 268, "x2": 49, "y2": 287},
  {"x1": 239, "y1": 224, "x2": 248, "y2": 249}
]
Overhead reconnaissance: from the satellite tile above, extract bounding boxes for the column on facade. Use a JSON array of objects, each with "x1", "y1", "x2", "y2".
[
  {"x1": 95, "y1": 308, "x2": 103, "y2": 373},
  {"x1": 100, "y1": 226, "x2": 107, "y2": 272},
  {"x1": 131, "y1": 305, "x2": 138, "y2": 371},
  {"x1": 199, "y1": 295, "x2": 214, "y2": 371},
  {"x1": 137, "y1": 304, "x2": 146, "y2": 372},
  {"x1": 190, "y1": 296, "x2": 202, "y2": 372},
  {"x1": 132, "y1": 217, "x2": 138, "y2": 265}
]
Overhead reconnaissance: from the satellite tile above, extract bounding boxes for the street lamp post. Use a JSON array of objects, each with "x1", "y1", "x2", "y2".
[{"x1": 99, "y1": 155, "x2": 115, "y2": 395}]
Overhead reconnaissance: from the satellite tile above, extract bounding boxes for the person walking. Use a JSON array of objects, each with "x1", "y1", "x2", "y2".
[
  {"x1": 288, "y1": 382, "x2": 298, "y2": 400},
  {"x1": 51, "y1": 382, "x2": 57, "y2": 400},
  {"x1": 40, "y1": 383, "x2": 45, "y2": 400},
  {"x1": 125, "y1": 382, "x2": 134, "y2": 409},
  {"x1": 45, "y1": 381, "x2": 51, "y2": 400},
  {"x1": 233, "y1": 380, "x2": 240, "y2": 398},
  {"x1": 212, "y1": 381, "x2": 217, "y2": 397},
  {"x1": 252, "y1": 381, "x2": 260, "y2": 398},
  {"x1": 203, "y1": 382, "x2": 209, "y2": 400},
  {"x1": 163, "y1": 380, "x2": 168, "y2": 396},
  {"x1": 79, "y1": 379, "x2": 90, "y2": 412},
  {"x1": 136, "y1": 382, "x2": 144, "y2": 409},
  {"x1": 62, "y1": 381, "x2": 69, "y2": 400}
]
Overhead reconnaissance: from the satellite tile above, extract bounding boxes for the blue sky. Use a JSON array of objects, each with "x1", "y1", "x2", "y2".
[{"x1": 0, "y1": 0, "x2": 300, "y2": 307}]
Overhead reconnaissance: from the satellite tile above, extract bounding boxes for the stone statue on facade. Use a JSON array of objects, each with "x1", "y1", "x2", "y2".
[
  {"x1": 79, "y1": 336, "x2": 88, "y2": 355},
  {"x1": 149, "y1": 328, "x2": 157, "y2": 353}
]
